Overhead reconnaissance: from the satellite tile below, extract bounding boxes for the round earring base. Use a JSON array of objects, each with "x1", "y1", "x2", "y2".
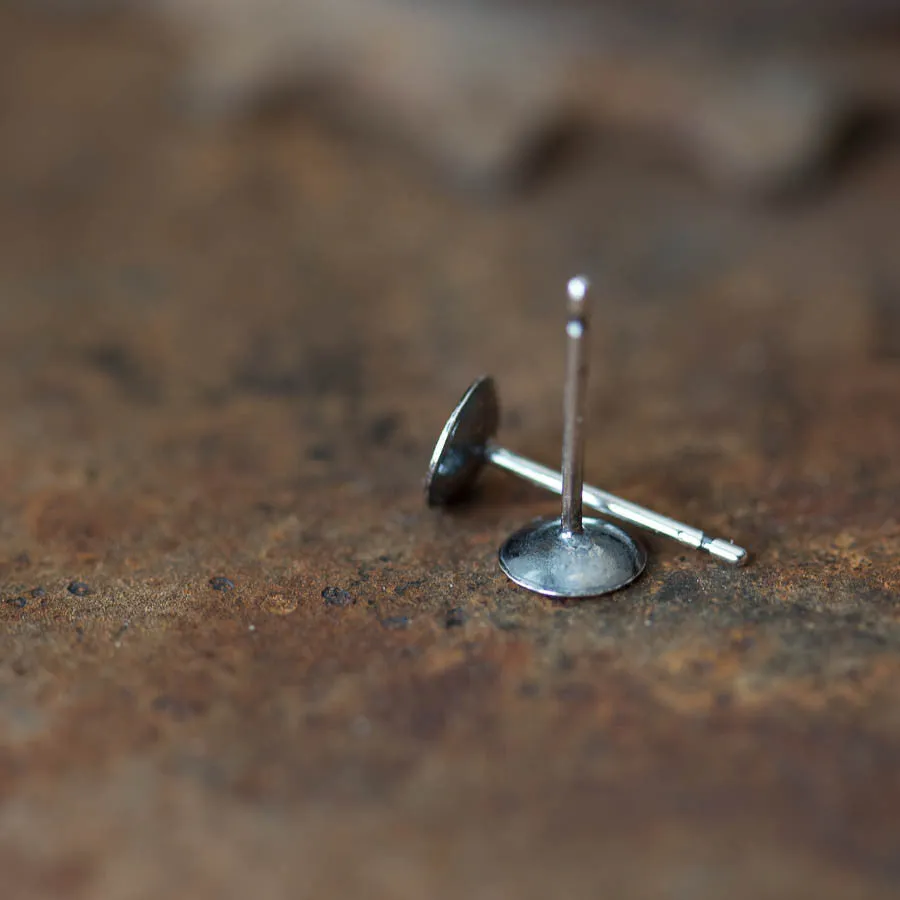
[
  {"x1": 425, "y1": 377, "x2": 499, "y2": 507},
  {"x1": 499, "y1": 517, "x2": 647, "y2": 598}
]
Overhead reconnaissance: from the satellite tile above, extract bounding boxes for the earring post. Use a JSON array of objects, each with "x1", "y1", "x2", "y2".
[
  {"x1": 498, "y1": 276, "x2": 647, "y2": 597},
  {"x1": 560, "y1": 276, "x2": 590, "y2": 536}
]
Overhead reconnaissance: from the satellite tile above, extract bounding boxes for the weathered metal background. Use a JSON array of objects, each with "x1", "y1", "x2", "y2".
[{"x1": 0, "y1": 7, "x2": 899, "y2": 898}]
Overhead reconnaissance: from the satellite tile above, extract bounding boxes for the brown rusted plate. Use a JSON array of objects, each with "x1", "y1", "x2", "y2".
[{"x1": 0, "y1": 7, "x2": 899, "y2": 899}]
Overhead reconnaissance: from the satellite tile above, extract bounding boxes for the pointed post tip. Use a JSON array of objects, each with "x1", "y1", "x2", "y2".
[{"x1": 567, "y1": 275, "x2": 590, "y2": 303}]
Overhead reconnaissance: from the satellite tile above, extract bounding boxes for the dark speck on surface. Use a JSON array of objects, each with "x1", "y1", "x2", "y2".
[
  {"x1": 30, "y1": 587, "x2": 46, "y2": 599},
  {"x1": 445, "y1": 607, "x2": 468, "y2": 628},
  {"x1": 5, "y1": 597, "x2": 27, "y2": 608},
  {"x1": 654, "y1": 570, "x2": 701, "y2": 606},
  {"x1": 209, "y1": 576, "x2": 235, "y2": 592},
  {"x1": 322, "y1": 586, "x2": 353, "y2": 607},
  {"x1": 67, "y1": 581, "x2": 93, "y2": 596},
  {"x1": 308, "y1": 443, "x2": 335, "y2": 462},
  {"x1": 84, "y1": 342, "x2": 158, "y2": 402},
  {"x1": 368, "y1": 413, "x2": 401, "y2": 446},
  {"x1": 395, "y1": 579, "x2": 425, "y2": 597},
  {"x1": 381, "y1": 615, "x2": 410, "y2": 629}
]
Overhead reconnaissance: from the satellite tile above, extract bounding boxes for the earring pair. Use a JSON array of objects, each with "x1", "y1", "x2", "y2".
[{"x1": 425, "y1": 277, "x2": 747, "y2": 598}]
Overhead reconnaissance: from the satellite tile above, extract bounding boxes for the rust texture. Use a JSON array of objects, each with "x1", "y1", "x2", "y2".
[{"x1": 1, "y1": 8, "x2": 900, "y2": 899}]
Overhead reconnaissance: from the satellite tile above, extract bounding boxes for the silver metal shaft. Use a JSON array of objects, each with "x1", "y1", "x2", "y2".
[
  {"x1": 486, "y1": 444, "x2": 748, "y2": 565},
  {"x1": 561, "y1": 277, "x2": 590, "y2": 535}
]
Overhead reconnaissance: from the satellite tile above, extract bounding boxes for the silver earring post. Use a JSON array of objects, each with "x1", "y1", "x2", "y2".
[
  {"x1": 496, "y1": 277, "x2": 648, "y2": 598},
  {"x1": 560, "y1": 276, "x2": 589, "y2": 536}
]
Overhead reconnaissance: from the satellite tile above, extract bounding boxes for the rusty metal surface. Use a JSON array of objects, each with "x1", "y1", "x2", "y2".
[{"x1": 1, "y1": 8, "x2": 900, "y2": 898}]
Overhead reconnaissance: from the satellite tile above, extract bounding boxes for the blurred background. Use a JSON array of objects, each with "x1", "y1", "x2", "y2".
[{"x1": 1, "y1": 1, "x2": 900, "y2": 898}]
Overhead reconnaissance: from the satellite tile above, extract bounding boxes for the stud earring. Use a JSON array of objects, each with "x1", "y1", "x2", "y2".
[
  {"x1": 497, "y1": 277, "x2": 646, "y2": 597},
  {"x1": 425, "y1": 278, "x2": 748, "y2": 579}
]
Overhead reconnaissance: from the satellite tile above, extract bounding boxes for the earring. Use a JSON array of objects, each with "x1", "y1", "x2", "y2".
[{"x1": 425, "y1": 278, "x2": 747, "y2": 595}]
